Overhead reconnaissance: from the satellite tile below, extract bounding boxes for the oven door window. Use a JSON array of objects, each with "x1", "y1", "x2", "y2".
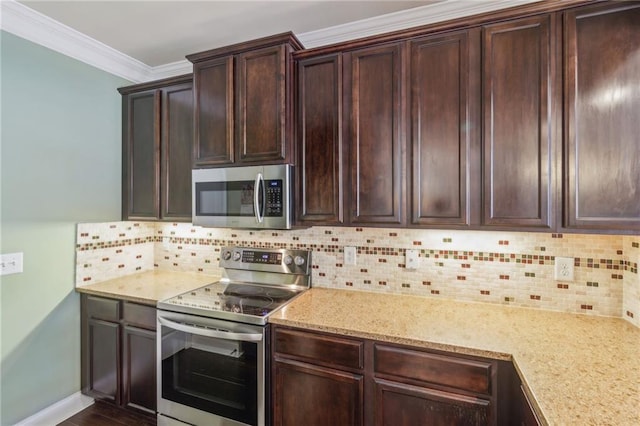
[
  {"x1": 195, "y1": 181, "x2": 256, "y2": 217},
  {"x1": 161, "y1": 323, "x2": 259, "y2": 425}
]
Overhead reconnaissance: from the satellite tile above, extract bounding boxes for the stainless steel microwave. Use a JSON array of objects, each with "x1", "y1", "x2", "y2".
[{"x1": 192, "y1": 164, "x2": 293, "y2": 229}]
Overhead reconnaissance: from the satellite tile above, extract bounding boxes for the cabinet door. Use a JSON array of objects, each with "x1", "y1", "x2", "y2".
[
  {"x1": 161, "y1": 82, "x2": 193, "y2": 220},
  {"x1": 347, "y1": 43, "x2": 405, "y2": 225},
  {"x1": 274, "y1": 359, "x2": 363, "y2": 426},
  {"x1": 296, "y1": 54, "x2": 344, "y2": 225},
  {"x1": 122, "y1": 325, "x2": 156, "y2": 412},
  {"x1": 237, "y1": 45, "x2": 288, "y2": 164},
  {"x1": 564, "y1": 3, "x2": 640, "y2": 231},
  {"x1": 374, "y1": 378, "x2": 490, "y2": 426},
  {"x1": 482, "y1": 15, "x2": 556, "y2": 229},
  {"x1": 123, "y1": 90, "x2": 160, "y2": 219},
  {"x1": 86, "y1": 319, "x2": 120, "y2": 404},
  {"x1": 193, "y1": 56, "x2": 234, "y2": 166},
  {"x1": 410, "y1": 30, "x2": 480, "y2": 227}
]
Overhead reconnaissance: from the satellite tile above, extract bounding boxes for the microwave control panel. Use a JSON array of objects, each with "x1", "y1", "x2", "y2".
[{"x1": 265, "y1": 179, "x2": 283, "y2": 217}]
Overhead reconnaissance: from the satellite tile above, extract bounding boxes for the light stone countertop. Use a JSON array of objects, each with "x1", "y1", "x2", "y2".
[
  {"x1": 270, "y1": 287, "x2": 640, "y2": 426},
  {"x1": 75, "y1": 270, "x2": 220, "y2": 305}
]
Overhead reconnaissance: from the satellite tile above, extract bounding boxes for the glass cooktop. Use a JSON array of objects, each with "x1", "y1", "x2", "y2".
[{"x1": 158, "y1": 281, "x2": 303, "y2": 325}]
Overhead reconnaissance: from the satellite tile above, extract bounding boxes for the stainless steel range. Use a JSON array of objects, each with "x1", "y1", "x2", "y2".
[{"x1": 156, "y1": 246, "x2": 311, "y2": 426}]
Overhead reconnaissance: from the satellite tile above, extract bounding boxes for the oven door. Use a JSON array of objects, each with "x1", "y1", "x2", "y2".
[{"x1": 157, "y1": 310, "x2": 268, "y2": 426}]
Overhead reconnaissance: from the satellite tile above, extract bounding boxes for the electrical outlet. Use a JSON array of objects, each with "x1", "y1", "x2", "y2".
[
  {"x1": 405, "y1": 249, "x2": 419, "y2": 270},
  {"x1": 344, "y1": 246, "x2": 357, "y2": 265},
  {"x1": 554, "y1": 257, "x2": 574, "y2": 281},
  {"x1": 1, "y1": 252, "x2": 23, "y2": 276}
]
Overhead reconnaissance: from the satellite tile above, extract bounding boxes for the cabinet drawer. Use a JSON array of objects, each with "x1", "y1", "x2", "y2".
[
  {"x1": 123, "y1": 302, "x2": 156, "y2": 330},
  {"x1": 374, "y1": 344, "x2": 492, "y2": 395},
  {"x1": 86, "y1": 296, "x2": 120, "y2": 322},
  {"x1": 274, "y1": 327, "x2": 364, "y2": 370}
]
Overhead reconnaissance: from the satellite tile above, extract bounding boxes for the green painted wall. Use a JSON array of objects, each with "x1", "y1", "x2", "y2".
[{"x1": 0, "y1": 31, "x2": 130, "y2": 425}]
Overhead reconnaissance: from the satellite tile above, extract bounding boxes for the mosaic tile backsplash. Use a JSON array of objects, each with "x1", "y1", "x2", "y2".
[{"x1": 76, "y1": 222, "x2": 640, "y2": 328}]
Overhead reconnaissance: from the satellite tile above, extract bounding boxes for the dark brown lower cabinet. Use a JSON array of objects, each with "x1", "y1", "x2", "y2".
[
  {"x1": 81, "y1": 294, "x2": 156, "y2": 414},
  {"x1": 274, "y1": 360, "x2": 364, "y2": 426},
  {"x1": 86, "y1": 318, "x2": 120, "y2": 403},
  {"x1": 374, "y1": 378, "x2": 490, "y2": 426},
  {"x1": 272, "y1": 326, "x2": 538, "y2": 426},
  {"x1": 122, "y1": 325, "x2": 156, "y2": 411}
]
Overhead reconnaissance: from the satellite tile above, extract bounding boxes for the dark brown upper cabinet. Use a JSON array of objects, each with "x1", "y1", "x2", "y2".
[
  {"x1": 296, "y1": 54, "x2": 345, "y2": 225},
  {"x1": 409, "y1": 29, "x2": 481, "y2": 228},
  {"x1": 481, "y1": 14, "x2": 558, "y2": 230},
  {"x1": 563, "y1": 2, "x2": 640, "y2": 232},
  {"x1": 120, "y1": 76, "x2": 193, "y2": 221},
  {"x1": 345, "y1": 43, "x2": 406, "y2": 226},
  {"x1": 188, "y1": 33, "x2": 303, "y2": 168},
  {"x1": 291, "y1": 0, "x2": 637, "y2": 233}
]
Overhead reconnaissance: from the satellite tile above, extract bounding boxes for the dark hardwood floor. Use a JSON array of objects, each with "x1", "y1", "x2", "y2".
[{"x1": 57, "y1": 401, "x2": 156, "y2": 426}]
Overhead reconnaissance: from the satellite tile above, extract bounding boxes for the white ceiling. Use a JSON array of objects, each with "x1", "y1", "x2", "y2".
[
  {"x1": 18, "y1": 1, "x2": 440, "y2": 67},
  {"x1": 4, "y1": 0, "x2": 541, "y2": 82}
]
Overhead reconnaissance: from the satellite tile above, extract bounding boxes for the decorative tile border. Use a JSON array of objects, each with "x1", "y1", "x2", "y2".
[{"x1": 75, "y1": 221, "x2": 639, "y2": 327}]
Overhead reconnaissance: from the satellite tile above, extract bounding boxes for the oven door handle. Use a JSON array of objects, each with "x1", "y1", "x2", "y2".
[{"x1": 158, "y1": 316, "x2": 263, "y2": 342}]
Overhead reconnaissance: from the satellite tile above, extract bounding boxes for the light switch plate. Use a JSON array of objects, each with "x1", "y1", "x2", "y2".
[{"x1": 1, "y1": 252, "x2": 23, "y2": 276}]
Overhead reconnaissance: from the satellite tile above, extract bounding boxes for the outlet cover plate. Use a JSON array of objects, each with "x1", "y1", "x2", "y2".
[
  {"x1": 554, "y1": 256, "x2": 574, "y2": 282},
  {"x1": 406, "y1": 249, "x2": 419, "y2": 270}
]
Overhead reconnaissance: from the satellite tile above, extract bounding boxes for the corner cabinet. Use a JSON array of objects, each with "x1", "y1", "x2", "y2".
[
  {"x1": 272, "y1": 325, "x2": 511, "y2": 425},
  {"x1": 81, "y1": 294, "x2": 157, "y2": 413},
  {"x1": 188, "y1": 33, "x2": 302, "y2": 168},
  {"x1": 563, "y1": 2, "x2": 640, "y2": 232},
  {"x1": 119, "y1": 75, "x2": 193, "y2": 221}
]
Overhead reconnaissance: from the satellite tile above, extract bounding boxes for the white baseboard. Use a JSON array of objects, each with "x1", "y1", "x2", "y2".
[{"x1": 16, "y1": 392, "x2": 94, "y2": 426}]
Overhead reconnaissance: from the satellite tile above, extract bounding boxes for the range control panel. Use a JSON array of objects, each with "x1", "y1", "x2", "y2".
[{"x1": 219, "y1": 246, "x2": 311, "y2": 275}]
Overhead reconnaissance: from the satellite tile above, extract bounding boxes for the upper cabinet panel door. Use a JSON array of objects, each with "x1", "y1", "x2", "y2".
[
  {"x1": 193, "y1": 56, "x2": 234, "y2": 166},
  {"x1": 409, "y1": 30, "x2": 480, "y2": 227},
  {"x1": 564, "y1": 3, "x2": 640, "y2": 231},
  {"x1": 124, "y1": 90, "x2": 160, "y2": 219},
  {"x1": 347, "y1": 43, "x2": 405, "y2": 226},
  {"x1": 482, "y1": 15, "x2": 556, "y2": 229},
  {"x1": 296, "y1": 54, "x2": 344, "y2": 225},
  {"x1": 237, "y1": 45, "x2": 287, "y2": 164},
  {"x1": 161, "y1": 83, "x2": 193, "y2": 220}
]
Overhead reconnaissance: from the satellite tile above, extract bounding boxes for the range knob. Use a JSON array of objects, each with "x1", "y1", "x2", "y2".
[
  {"x1": 222, "y1": 250, "x2": 232, "y2": 261},
  {"x1": 283, "y1": 255, "x2": 293, "y2": 266},
  {"x1": 294, "y1": 256, "x2": 305, "y2": 266},
  {"x1": 232, "y1": 251, "x2": 241, "y2": 261}
]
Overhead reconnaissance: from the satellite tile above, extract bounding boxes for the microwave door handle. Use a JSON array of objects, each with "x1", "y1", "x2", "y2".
[
  {"x1": 254, "y1": 172, "x2": 265, "y2": 223},
  {"x1": 157, "y1": 316, "x2": 263, "y2": 342}
]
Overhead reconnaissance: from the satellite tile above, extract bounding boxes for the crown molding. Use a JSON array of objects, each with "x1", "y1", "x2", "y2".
[
  {"x1": 297, "y1": 0, "x2": 541, "y2": 48},
  {"x1": 1, "y1": 0, "x2": 541, "y2": 83},
  {"x1": 0, "y1": 0, "x2": 152, "y2": 83}
]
